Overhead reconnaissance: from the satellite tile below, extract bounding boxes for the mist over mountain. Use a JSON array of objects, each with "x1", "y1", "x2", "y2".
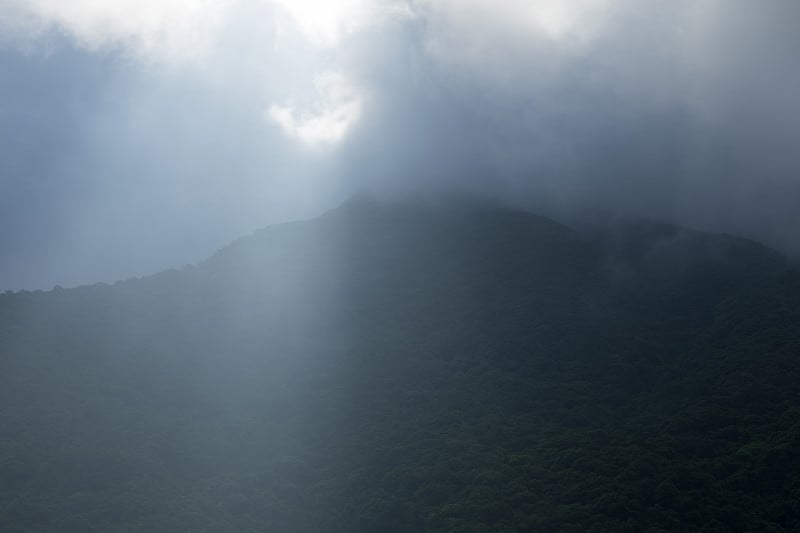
[
  {"x1": 2, "y1": 2, "x2": 800, "y2": 531},
  {"x1": 1, "y1": 198, "x2": 799, "y2": 532},
  {"x1": 2, "y1": 1, "x2": 800, "y2": 289}
]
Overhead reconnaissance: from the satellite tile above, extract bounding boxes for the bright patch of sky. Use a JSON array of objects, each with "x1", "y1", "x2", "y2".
[{"x1": 0, "y1": 0, "x2": 609, "y2": 146}]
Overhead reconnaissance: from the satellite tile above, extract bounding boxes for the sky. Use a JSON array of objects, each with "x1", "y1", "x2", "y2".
[{"x1": 1, "y1": 0, "x2": 799, "y2": 290}]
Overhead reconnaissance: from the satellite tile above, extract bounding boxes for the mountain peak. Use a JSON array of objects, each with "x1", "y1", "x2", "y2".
[{"x1": 2, "y1": 195, "x2": 800, "y2": 532}]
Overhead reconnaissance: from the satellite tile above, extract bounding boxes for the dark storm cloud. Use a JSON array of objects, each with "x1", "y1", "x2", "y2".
[
  {"x1": 1, "y1": 1, "x2": 799, "y2": 289},
  {"x1": 341, "y1": 1, "x2": 800, "y2": 250}
]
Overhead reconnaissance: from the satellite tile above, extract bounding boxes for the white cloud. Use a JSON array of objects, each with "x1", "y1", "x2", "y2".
[
  {"x1": 417, "y1": 0, "x2": 617, "y2": 72},
  {"x1": 0, "y1": 0, "x2": 236, "y2": 62},
  {"x1": 0, "y1": 0, "x2": 618, "y2": 148},
  {"x1": 0, "y1": 0, "x2": 413, "y2": 57},
  {"x1": 277, "y1": 0, "x2": 416, "y2": 46},
  {"x1": 0, "y1": 0, "x2": 396, "y2": 149},
  {"x1": 268, "y1": 72, "x2": 362, "y2": 145},
  {"x1": 271, "y1": 0, "x2": 373, "y2": 47}
]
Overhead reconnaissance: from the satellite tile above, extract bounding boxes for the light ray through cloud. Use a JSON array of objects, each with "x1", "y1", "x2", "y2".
[
  {"x1": 1, "y1": 0, "x2": 800, "y2": 290},
  {"x1": 268, "y1": 71, "x2": 363, "y2": 145}
]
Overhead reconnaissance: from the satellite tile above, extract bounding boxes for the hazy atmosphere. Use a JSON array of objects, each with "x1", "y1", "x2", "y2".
[
  {"x1": 2, "y1": 0, "x2": 799, "y2": 288},
  {"x1": 3, "y1": 4, "x2": 800, "y2": 531}
]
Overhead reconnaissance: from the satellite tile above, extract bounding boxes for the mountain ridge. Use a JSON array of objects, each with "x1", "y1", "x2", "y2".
[
  {"x1": 1, "y1": 198, "x2": 799, "y2": 532},
  {"x1": 2, "y1": 197, "x2": 790, "y2": 297}
]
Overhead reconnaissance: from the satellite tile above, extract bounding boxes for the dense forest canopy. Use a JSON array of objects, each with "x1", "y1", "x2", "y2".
[{"x1": 1, "y1": 199, "x2": 799, "y2": 532}]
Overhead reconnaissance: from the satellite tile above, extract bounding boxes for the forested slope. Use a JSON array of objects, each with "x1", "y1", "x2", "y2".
[{"x1": 1, "y1": 200, "x2": 799, "y2": 532}]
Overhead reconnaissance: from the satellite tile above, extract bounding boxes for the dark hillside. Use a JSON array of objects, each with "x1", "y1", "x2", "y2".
[{"x1": 1, "y1": 199, "x2": 799, "y2": 532}]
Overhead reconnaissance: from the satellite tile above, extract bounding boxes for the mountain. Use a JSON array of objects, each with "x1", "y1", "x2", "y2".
[{"x1": 1, "y1": 199, "x2": 799, "y2": 532}]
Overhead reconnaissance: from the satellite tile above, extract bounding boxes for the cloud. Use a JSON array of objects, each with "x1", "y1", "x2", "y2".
[
  {"x1": 0, "y1": 0, "x2": 414, "y2": 57},
  {"x1": 418, "y1": 0, "x2": 616, "y2": 56},
  {"x1": 270, "y1": 0, "x2": 413, "y2": 48},
  {"x1": 0, "y1": 0, "x2": 236, "y2": 62},
  {"x1": 268, "y1": 72, "x2": 363, "y2": 145},
  {"x1": 1, "y1": 0, "x2": 800, "y2": 289}
]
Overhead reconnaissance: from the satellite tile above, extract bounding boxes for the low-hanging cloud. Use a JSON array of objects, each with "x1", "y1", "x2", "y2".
[{"x1": 1, "y1": 0, "x2": 799, "y2": 289}]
